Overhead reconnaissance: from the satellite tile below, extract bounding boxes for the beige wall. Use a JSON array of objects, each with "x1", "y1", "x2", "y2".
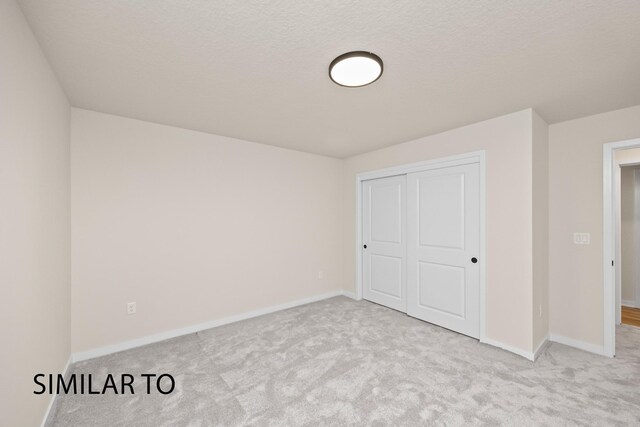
[
  {"x1": 532, "y1": 112, "x2": 549, "y2": 348},
  {"x1": 620, "y1": 167, "x2": 637, "y2": 304},
  {"x1": 343, "y1": 110, "x2": 536, "y2": 353},
  {"x1": 71, "y1": 109, "x2": 343, "y2": 352},
  {"x1": 549, "y1": 105, "x2": 640, "y2": 346},
  {"x1": 0, "y1": 1, "x2": 71, "y2": 426}
]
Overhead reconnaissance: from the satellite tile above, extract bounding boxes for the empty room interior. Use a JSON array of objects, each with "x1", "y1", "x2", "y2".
[{"x1": 3, "y1": 0, "x2": 640, "y2": 425}]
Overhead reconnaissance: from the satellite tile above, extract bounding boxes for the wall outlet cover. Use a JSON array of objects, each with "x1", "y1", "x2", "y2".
[{"x1": 127, "y1": 302, "x2": 136, "y2": 315}]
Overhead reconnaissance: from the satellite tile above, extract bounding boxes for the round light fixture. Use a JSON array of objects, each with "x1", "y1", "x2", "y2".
[{"x1": 329, "y1": 51, "x2": 383, "y2": 87}]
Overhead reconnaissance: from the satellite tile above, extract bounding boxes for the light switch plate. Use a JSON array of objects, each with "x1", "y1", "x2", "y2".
[{"x1": 574, "y1": 232, "x2": 590, "y2": 245}]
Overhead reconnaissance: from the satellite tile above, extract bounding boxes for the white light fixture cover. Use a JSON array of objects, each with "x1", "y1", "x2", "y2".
[{"x1": 329, "y1": 51, "x2": 383, "y2": 87}]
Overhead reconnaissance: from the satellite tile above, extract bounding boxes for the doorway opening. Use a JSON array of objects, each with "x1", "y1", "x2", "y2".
[
  {"x1": 619, "y1": 162, "x2": 640, "y2": 327},
  {"x1": 603, "y1": 138, "x2": 640, "y2": 357}
]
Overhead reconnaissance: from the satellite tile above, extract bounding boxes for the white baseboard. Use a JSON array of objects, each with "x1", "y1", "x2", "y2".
[
  {"x1": 622, "y1": 299, "x2": 638, "y2": 308},
  {"x1": 40, "y1": 355, "x2": 72, "y2": 427},
  {"x1": 532, "y1": 335, "x2": 550, "y2": 361},
  {"x1": 73, "y1": 290, "x2": 345, "y2": 362},
  {"x1": 549, "y1": 333, "x2": 606, "y2": 356},
  {"x1": 480, "y1": 337, "x2": 536, "y2": 361},
  {"x1": 341, "y1": 290, "x2": 359, "y2": 300}
]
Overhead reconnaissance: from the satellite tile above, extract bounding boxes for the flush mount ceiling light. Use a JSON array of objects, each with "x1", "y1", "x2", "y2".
[{"x1": 329, "y1": 51, "x2": 383, "y2": 87}]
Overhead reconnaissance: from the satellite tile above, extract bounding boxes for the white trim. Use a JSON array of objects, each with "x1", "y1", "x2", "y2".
[
  {"x1": 549, "y1": 333, "x2": 606, "y2": 356},
  {"x1": 355, "y1": 150, "x2": 488, "y2": 342},
  {"x1": 478, "y1": 151, "x2": 487, "y2": 343},
  {"x1": 355, "y1": 177, "x2": 363, "y2": 300},
  {"x1": 356, "y1": 151, "x2": 485, "y2": 182},
  {"x1": 480, "y1": 337, "x2": 536, "y2": 361},
  {"x1": 615, "y1": 160, "x2": 622, "y2": 325},
  {"x1": 72, "y1": 290, "x2": 344, "y2": 362},
  {"x1": 622, "y1": 299, "x2": 638, "y2": 308},
  {"x1": 603, "y1": 138, "x2": 640, "y2": 358},
  {"x1": 604, "y1": 143, "x2": 615, "y2": 357},
  {"x1": 532, "y1": 335, "x2": 550, "y2": 361},
  {"x1": 40, "y1": 355, "x2": 72, "y2": 427},
  {"x1": 634, "y1": 169, "x2": 640, "y2": 307},
  {"x1": 341, "y1": 290, "x2": 359, "y2": 300}
]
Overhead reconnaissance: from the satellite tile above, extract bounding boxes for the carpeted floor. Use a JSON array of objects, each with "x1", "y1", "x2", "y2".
[{"x1": 47, "y1": 296, "x2": 640, "y2": 426}]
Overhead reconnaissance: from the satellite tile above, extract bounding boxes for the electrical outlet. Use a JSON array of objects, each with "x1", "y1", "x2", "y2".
[
  {"x1": 318, "y1": 271, "x2": 324, "y2": 280},
  {"x1": 127, "y1": 302, "x2": 136, "y2": 315}
]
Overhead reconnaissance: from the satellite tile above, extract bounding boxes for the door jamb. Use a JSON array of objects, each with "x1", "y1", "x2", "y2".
[
  {"x1": 355, "y1": 150, "x2": 487, "y2": 342},
  {"x1": 635, "y1": 169, "x2": 640, "y2": 308}
]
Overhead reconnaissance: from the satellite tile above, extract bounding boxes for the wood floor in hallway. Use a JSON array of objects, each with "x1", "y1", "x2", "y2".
[{"x1": 622, "y1": 305, "x2": 640, "y2": 327}]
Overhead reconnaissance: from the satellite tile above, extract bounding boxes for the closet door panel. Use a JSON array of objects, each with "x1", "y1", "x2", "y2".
[
  {"x1": 407, "y1": 163, "x2": 480, "y2": 338},
  {"x1": 362, "y1": 175, "x2": 407, "y2": 312}
]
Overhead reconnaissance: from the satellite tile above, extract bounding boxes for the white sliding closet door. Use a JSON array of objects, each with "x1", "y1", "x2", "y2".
[
  {"x1": 362, "y1": 175, "x2": 407, "y2": 312},
  {"x1": 406, "y1": 163, "x2": 480, "y2": 338}
]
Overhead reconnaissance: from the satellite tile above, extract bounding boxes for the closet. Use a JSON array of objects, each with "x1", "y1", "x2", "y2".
[{"x1": 361, "y1": 159, "x2": 481, "y2": 339}]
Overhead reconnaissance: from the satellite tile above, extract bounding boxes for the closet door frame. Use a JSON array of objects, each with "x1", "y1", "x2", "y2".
[{"x1": 355, "y1": 150, "x2": 487, "y2": 342}]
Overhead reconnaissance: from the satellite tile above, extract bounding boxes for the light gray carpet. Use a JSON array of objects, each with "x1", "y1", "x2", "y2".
[{"x1": 48, "y1": 297, "x2": 640, "y2": 426}]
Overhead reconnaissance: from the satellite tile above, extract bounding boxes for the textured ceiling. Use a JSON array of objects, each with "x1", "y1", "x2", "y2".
[{"x1": 18, "y1": 0, "x2": 640, "y2": 158}]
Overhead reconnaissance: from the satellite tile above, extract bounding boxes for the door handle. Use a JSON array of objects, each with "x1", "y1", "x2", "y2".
[
  {"x1": 471, "y1": 257, "x2": 478, "y2": 263},
  {"x1": 363, "y1": 244, "x2": 367, "y2": 249}
]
